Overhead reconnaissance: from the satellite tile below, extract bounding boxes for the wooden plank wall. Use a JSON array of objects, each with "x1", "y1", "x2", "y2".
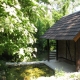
[
  {"x1": 76, "y1": 38, "x2": 80, "y2": 61},
  {"x1": 58, "y1": 40, "x2": 76, "y2": 64}
]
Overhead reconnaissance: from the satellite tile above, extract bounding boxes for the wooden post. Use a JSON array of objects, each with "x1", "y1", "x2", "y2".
[
  {"x1": 66, "y1": 40, "x2": 67, "y2": 59},
  {"x1": 47, "y1": 39, "x2": 50, "y2": 61},
  {"x1": 75, "y1": 41, "x2": 76, "y2": 65},
  {"x1": 56, "y1": 40, "x2": 58, "y2": 60}
]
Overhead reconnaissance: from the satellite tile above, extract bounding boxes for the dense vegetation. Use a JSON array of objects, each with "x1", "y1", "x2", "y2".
[
  {"x1": 5, "y1": 64, "x2": 54, "y2": 80},
  {"x1": 0, "y1": 0, "x2": 80, "y2": 61}
]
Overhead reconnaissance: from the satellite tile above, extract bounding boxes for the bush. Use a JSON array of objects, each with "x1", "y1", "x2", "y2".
[
  {"x1": 0, "y1": 60, "x2": 7, "y2": 71},
  {"x1": 0, "y1": 60, "x2": 7, "y2": 80}
]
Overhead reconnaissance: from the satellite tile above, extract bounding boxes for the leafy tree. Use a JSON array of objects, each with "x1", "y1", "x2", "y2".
[
  {"x1": 0, "y1": 0, "x2": 80, "y2": 61},
  {"x1": 0, "y1": 0, "x2": 38, "y2": 61}
]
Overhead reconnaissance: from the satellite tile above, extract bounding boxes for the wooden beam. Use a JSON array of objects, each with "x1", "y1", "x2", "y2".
[
  {"x1": 73, "y1": 32, "x2": 80, "y2": 42},
  {"x1": 47, "y1": 39, "x2": 50, "y2": 61},
  {"x1": 66, "y1": 40, "x2": 67, "y2": 59},
  {"x1": 56, "y1": 40, "x2": 58, "y2": 60},
  {"x1": 75, "y1": 41, "x2": 76, "y2": 65}
]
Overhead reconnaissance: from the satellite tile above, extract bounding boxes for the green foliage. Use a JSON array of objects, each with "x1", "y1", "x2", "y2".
[
  {"x1": 0, "y1": 60, "x2": 7, "y2": 71},
  {"x1": 0, "y1": 0, "x2": 38, "y2": 61},
  {"x1": 0, "y1": 0, "x2": 80, "y2": 61},
  {"x1": 69, "y1": 73, "x2": 80, "y2": 79},
  {"x1": 0, "y1": 61, "x2": 7, "y2": 80},
  {"x1": 55, "y1": 69, "x2": 65, "y2": 77},
  {"x1": 6, "y1": 64, "x2": 54, "y2": 80},
  {"x1": 61, "y1": 0, "x2": 70, "y2": 15}
]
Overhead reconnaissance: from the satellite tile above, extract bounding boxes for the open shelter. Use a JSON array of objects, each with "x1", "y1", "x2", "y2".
[{"x1": 41, "y1": 11, "x2": 80, "y2": 66}]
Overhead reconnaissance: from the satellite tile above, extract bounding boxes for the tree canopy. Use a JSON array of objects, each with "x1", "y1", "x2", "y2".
[{"x1": 0, "y1": 0, "x2": 80, "y2": 61}]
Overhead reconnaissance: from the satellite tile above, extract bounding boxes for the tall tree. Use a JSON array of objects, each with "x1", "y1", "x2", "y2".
[
  {"x1": 0, "y1": 0, "x2": 38, "y2": 61},
  {"x1": 0, "y1": 0, "x2": 80, "y2": 61}
]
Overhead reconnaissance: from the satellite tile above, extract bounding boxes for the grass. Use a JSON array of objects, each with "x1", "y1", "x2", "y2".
[{"x1": 0, "y1": 63, "x2": 55, "y2": 80}]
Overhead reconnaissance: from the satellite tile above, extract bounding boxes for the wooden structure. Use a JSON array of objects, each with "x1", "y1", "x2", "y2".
[{"x1": 41, "y1": 11, "x2": 80, "y2": 66}]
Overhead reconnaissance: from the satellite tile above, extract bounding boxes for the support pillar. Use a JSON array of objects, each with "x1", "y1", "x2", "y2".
[
  {"x1": 47, "y1": 39, "x2": 50, "y2": 61},
  {"x1": 56, "y1": 40, "x2": 58, "y2": 60},
  {"x1": 66, "y1": 40, "x2": 67, "y2": 59},
  {"x1": 75, "y1": 41, "x2": 76, "y2": 65}
]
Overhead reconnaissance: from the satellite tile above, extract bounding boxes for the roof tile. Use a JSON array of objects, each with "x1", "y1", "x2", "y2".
[{"x1": 41, "y1": 11, "x2": 80, "y2": 40}]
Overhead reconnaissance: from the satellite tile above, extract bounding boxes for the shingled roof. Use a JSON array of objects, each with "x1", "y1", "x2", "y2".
[{"x1": 42, "y1": 11, "x2": 80, "y2": 42}]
